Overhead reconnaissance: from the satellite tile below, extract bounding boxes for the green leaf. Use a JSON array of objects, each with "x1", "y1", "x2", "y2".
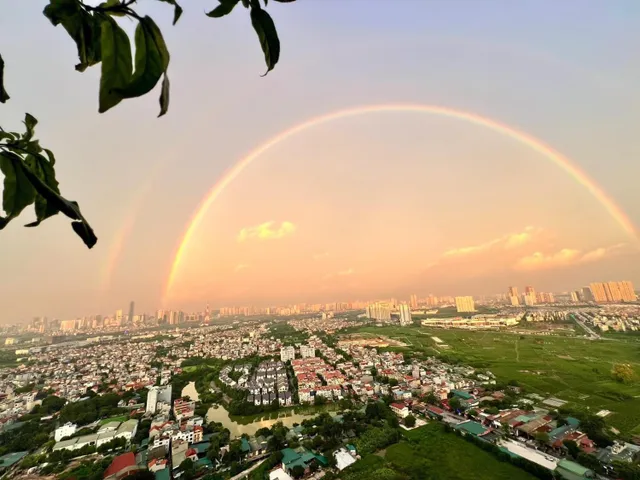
[
  {"x1": 207, "y1": 0, "x2": 240, "y2": 18},
  {"x1": 250, "y1": 6, "x2": 280, "y2": 75},
  {"x1": 0, "y1": 152, "x2": 36, "y2": 222},
  {"x1": 23, "y1": 153, "x2": 61, "y2": 227},
  {"x1": 23, "y1": 113, "x2": 38, "y2": 141},
  {"x1": 43, "y1": 0, "x2": 102, "y2": 72},
  {"x1": 158, "y1": 73, "x2": 170, "y2": 117},
  {"x1": 13, "y1": 153, "x2": 97, "y2": 248},
  {"x1": 0, "y1": 54, "x2": 9, "y2": 103},
  {"x1": 115, "y1": 16, "x2": 169, "y2": 99},
  {"x1": 157, "y1": 0, "x2": 183, "y2": 25},
  {"x1": 44, "y1": 148, "x2": 57, "y2": 166},
  {"x1": 99, "y1": 15, "x2": 133, "y2": 113}
]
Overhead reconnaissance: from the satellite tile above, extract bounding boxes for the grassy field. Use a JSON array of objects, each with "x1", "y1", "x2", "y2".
[
  {"x1": 385, "y1": 423, "x2": 537, "y2": 479},
  {"x1": 99, "y1": 415, "x2": 128, "y2": 425},
  {"x1": 355, "y1": 325, "x2": 640, "y2": 435}
]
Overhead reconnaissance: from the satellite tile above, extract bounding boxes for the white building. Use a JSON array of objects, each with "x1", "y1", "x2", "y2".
[
  {"x1": 269, "y1": 468, "x2": 293, "y2": 480},
  {"x1": 399, "y1": 303, "x2": 412, "y2": 326},
  {"x1": 146, "y1": 385, "x2": 172, "y2": 414},
  {"x1": 280, "y1": 346, "x2": 295, "y2": 362},
  {"x1": 300, "y1": 345, "x2": 315, "y2": 358},
  {"x1": 54, "y1": 422, "x2": 77, "y2": 442},
  {"x1": 334, "y1": 448, "x2": 357, "y2": 471},
  {"x1": 366, "y1": 302, "x2": 391, "y2": 321}
]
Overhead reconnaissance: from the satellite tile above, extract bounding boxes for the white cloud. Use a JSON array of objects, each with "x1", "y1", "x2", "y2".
[
  {"x1": 443, "y1": 227, "x2": 536, "y2": 258},
  {"x1": 237, "y1": 221, "x2": 296, "y2": 242},
  {"x1": 514, "y1": 243, "x2": 626, "y2": 271}
]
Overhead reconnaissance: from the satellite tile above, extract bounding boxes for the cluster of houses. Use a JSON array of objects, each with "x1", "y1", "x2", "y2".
[
  {"x1": 227, "y1": 361, "x2": 294, "y2": 407},
  {"x1": 293, "y1": 357, "x2": 346, "y2": 403}
]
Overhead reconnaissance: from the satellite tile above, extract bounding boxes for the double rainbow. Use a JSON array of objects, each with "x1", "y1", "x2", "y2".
[{"x1": 113, "y1": 104, "x2": 637, "y2": 301}]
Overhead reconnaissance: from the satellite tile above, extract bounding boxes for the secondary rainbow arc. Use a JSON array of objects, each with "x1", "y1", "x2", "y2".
[{"x1": 163, "y1": 103, "x2": 638, "y2": 301}]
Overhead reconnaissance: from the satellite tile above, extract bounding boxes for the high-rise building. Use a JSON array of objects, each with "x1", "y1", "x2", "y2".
[
  {"x1": 570, "y1": 291, "x2": 579, "y2": 302},
  {"x1": 366, "y1": 302, "x2": 392, "y2": 321},
  {"x1": 300, "y1": 345, "x2": 315, "y2": 358},
  {"x1": 508, "y1": 287, "x2": 519, "y2": 306},
  {"x1": 410, "y1": 294, "x2": 418, "y2": 309},
  {"x1": 590, "y1": 281, "x2": 637, "y2": 302},
  {"x1": 399, "y1": 303, "x2": 412, "y2": 326},
  {"x1": 146, "y1": 385, "x2": 172, "y2": 414},
  {"x1": 455, "y1": 296, "x2": 475, "y2": 313},
  {"x1": 127, "y1": 301, "x2": 135, "y2": 325},
  {"x1": 619, "y1": 281, "x2": 637, "y2": 302},
  {"x1": 524, "y1": 286, "x2": 536, "y2": 305},
  {"x1": 582, "y1": 286, "x2": 595, "y2": 302},
  {"x1": 280, "y1": 346, "x2": 295, "y2": 362}
]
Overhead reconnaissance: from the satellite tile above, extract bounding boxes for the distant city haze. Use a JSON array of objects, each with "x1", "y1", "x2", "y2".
[{"x1": 1, "y1": 1, "x2": 639, "y2": 322}]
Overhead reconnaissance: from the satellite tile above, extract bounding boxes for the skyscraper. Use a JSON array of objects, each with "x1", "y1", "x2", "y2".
[
  {"x1": 590, "y1": 281, "x2": 637, "y2": 302},
  {"x1": 410, "y1": 294, "x2": 418, "y2": 309},
  {"x1": 399, "y1": 303, "x2": 412, "y2": 326},
  {"x1": 508, "y1": 287, "x2": 519, "y2": 306},
  {"x1": 570, "y1": 291, "x2": 579, "y2": 302},
  {"x1": 455, "y1": 296, "x2": 475, "y2": 313},
  {"x1": 619, "y1": 281, "x2": 637, "y2": 302},
  {"x1": 127, "y1": 301, "x2": 135, "y2": 325},
  {"x1": 524, "y1": 286, "x2": 536, "y2": 305},
  {"x1": 366, "y1": 302, "x2": 392, "y2": 321},
  {"x1": 590, "y1": 282, "x2": 609, "y2": 302},
  {"x1": 582, "y1": 286, "x2": 595, "y2": 302},
  {"x1": 115, "y1": 309, "x2": 123, "y2": 324}
]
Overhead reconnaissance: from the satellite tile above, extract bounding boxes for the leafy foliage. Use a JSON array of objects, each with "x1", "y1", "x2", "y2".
[
  {"x1": 1, "y1": 0, "x2": 295, "y2": 245},
  {"x1": 611, "y1": 363, "x2": 634, "y2": 384},
  {"x1": 0, "y1": 115, "x2": 97, "y2": 247}
]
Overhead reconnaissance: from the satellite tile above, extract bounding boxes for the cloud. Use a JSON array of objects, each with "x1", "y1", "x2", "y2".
[
  {"x1": 443, "y1": 226, "x2": 535, "y2": 258},
  {"x1": 313, "y1": 251, "x2": 330, "y2": 261},
  {"x1": 514, "y1": 243, "x2": 626, "y2": 271},
  {"x1": 234, "y1": 264, "x2": 249, "y2": 272},
  {"x1": 324, "y1": 267, "x2": 355, "y2": 279},
  {"x1": 237, "y1": 221, "x2": 296, "y2": 242}
]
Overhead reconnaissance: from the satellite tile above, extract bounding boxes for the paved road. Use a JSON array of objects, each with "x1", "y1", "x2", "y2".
[{"x1": 228, "y1": 458, "x2": 268, "y2": 480}]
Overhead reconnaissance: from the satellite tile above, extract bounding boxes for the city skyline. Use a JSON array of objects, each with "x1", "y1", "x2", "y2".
[
  {"x1": 2, "y1": 1, "x2": 639, "y2": 322},
  {"x1": 15, "y1": 278, "x2": 637, "y2": 327}
]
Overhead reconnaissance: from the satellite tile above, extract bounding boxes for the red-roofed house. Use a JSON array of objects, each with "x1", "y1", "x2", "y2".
[
  {"x1": 103, "y1": 453, "x2": 141, "y2": 480},
  {"x1": 390, "y1": 403, "x2": 409, "y2": 418}
]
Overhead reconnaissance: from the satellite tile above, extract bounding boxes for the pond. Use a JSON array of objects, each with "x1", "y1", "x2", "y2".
[{"x1": 182, "y1": 381, "x2": 333, "y2": 438}]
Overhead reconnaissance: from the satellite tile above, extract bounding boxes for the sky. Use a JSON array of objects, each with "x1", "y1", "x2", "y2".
[{"x1": 1, "y1": 1, "x2": 639, "y2": 322}]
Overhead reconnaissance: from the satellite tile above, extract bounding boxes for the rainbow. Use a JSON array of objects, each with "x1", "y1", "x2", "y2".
[{"x1": 163, "y1": 103, "x2": 638, "y2": 300}]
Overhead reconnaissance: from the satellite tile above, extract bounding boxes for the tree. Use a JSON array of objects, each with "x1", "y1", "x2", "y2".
[
  {"x1": 291, "y1": 465, "x2": 306, "y2": 479},
  {"x1": 534, "y1": 432, "x2": 549, "y2": 444},
  {"x1": 404, "y1": 415, "x2": 416, "y2": 428},
  {"x1": 179, "y1": 459, "x2": 196, "y2": 480},
  {"x1": 563, "y1": 439, "x2": 580, "y2": 458},
  {"x1": 0, "y1": 0, "x2": 291, "y2": 246},
  {"x1": 448, "y1": 396, "x2": 461, "y2": 412},
  {"x1": 611, "y1": 363, "x2": 634, "y2": 384}
]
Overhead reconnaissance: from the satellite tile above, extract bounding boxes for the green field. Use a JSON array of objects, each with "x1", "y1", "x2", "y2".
[
  {"x1": 99, "y1": 415, "x2": 128, "y2": 425},
  {"x1": 385, "y1": 423, "x2": 537, "y2": 479},
  {"x1": 355, "y1": 325, "x2": 640, "y2": 435}
]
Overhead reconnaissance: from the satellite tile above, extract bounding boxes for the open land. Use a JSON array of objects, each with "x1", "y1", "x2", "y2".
[
  {"x1": 387, "y1": 422, "x2": 538, "y2": 480},
  {"x1": 353, "y1": 325, "x2": 640, "y2": 435}
]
